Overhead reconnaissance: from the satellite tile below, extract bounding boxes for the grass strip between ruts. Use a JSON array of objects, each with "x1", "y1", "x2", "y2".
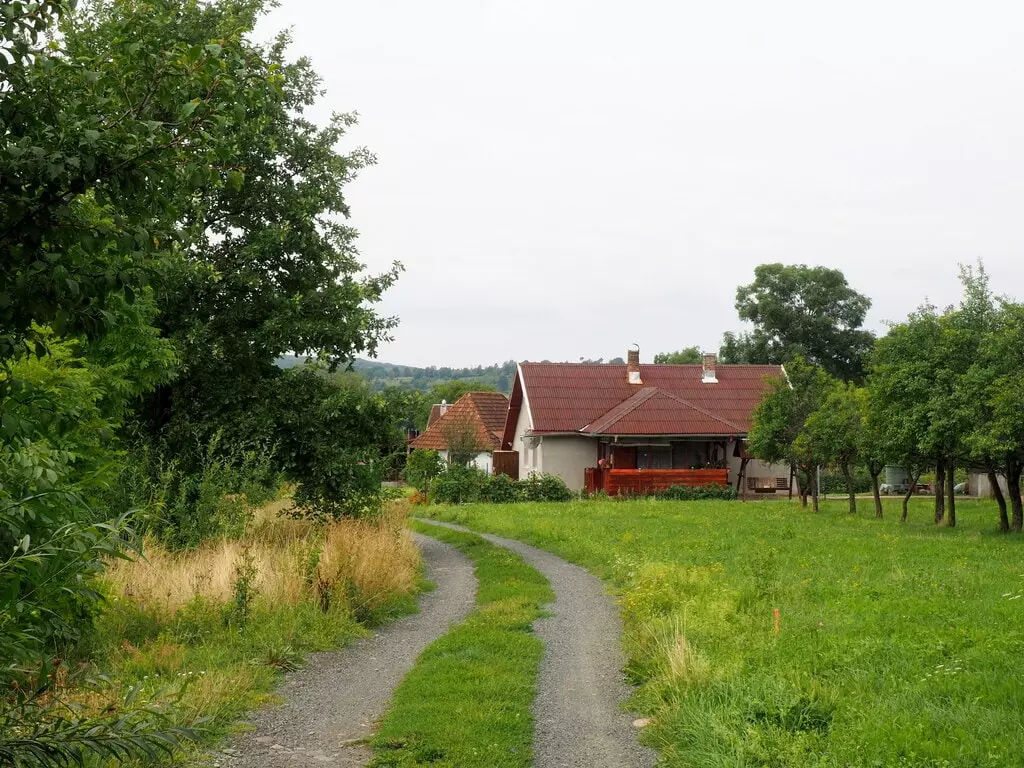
[{"x1": 369, "y1": 520, "x2": 554, "y2": 768}]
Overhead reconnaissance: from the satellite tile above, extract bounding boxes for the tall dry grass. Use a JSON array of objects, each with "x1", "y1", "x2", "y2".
[{"x1": 105, "y1": 502, "x2": 419, "y2": 617}]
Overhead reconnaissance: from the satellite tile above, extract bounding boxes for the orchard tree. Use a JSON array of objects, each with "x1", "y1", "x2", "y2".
[
  {"x1": 803, "y1": 383, "x2": 862, "y2": 514},
  {"x1": 747, "y1": 356, "x2": 834, "y2": 511},
  {"x1": 722, "y1": 264, "x2": 875, "y2": 381},
  {"x1": 964, "y1": 300, "x2": 1024, "y2": 532}
]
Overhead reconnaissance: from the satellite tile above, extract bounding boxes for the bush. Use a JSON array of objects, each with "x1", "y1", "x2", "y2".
[
  {"x1": 517, "y1": 472, "x2": 574, "y2": 502},
  {"x1": 428, "y1": 468, "x2": 575, "y2": 505},
  {"x1": 429, "y1": 466, "x2": 491, "y2": 504},
  {"x1": 483, "y1": 473, "x2": 519, "y2": 503},
  {"x1": 658, "y1": 484, "x2": 737, "y2": 501}
]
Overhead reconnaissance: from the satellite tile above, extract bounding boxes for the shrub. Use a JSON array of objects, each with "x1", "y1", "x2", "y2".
[
  {"x1": 658, "y1": 484, "x2": 737, "y2": 501},
  {"x1": 483, "y1": 473, "x2": 519, "y2": 503},
  {"x1": 429, "y1": 466, "x2": 490, "y2": 505},
  {"x1": 517, "y1": 472, "x2": 574, "y2": 502}
]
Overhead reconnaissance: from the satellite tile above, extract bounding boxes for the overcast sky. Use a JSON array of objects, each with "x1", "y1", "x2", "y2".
[{"x1": 258, "y1": 1, "x2": 1024, "y2": 368}]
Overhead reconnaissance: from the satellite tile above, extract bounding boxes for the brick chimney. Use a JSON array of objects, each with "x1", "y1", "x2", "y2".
[
  {"x1": 702, "y1": 353, "x2": 718, "y2": 383},
  {"x1": 627, "y1": 346, "x2": 642, "y2": 385}
]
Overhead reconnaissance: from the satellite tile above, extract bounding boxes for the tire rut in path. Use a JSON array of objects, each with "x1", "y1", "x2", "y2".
[
  {"x1": 207, "y1": 533, "x2": 476, "y2": 767},
  {"x1": 418, "y1": 519, "x2": 656, "y2": 768}
]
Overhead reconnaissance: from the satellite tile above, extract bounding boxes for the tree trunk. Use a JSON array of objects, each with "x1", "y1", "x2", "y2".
[
  {"x1": 934, "y1": 461, "x2": 945, "y2": 524},
  {"x1": 987, "y1": 468, "x2": 1009, "y2": 533},
  {"x1": 870, "y1": 469, "x2": 883, "y2": 518},
  {"x1": 797, "y1": 467, "x2": 809, "y2": 508},
  {"x1": 901, "y1": 467, "x2": 920, "y2": 523},
  {"x1": 811, "y1": 468, "x2": 820, "y2": 513},
  {"x1": 945, "y1": 458, "x2": 956, "y2": 528},
  {"x1": 841, "y1": 462, "x2": 856, "y2": 514},
  {"x1": 1008, "y1": 457, "x2": 1024, "y2": 533}
]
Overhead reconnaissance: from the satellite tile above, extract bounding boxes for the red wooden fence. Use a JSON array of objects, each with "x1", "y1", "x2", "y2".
[{"x1": 585, "y1": 468, "x2": 728, "y2": 496}]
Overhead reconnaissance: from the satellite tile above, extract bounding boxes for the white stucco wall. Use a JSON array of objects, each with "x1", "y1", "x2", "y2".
[
  {"x1": 439, "y1": 450, "x2": 493, "y2": 473},
  {"x1": 511, "y1": 399, "x2": 537, "y2": 476},
  {"x1": 534, "y1": 436, "x2": 598, "y2": 491}
]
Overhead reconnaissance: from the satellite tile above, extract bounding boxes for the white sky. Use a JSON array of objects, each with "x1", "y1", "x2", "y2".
[{"x1": 258, "y1": 1, "x2": 1024, "y2": 368}]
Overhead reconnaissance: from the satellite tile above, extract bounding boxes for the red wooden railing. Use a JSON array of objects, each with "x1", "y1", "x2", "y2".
[{"x1": 585, "y1": 468, "x2": 729, "y2": 496}]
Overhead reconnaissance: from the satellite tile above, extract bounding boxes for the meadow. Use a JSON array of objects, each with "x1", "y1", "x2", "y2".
[{"x1": 423, "y1": 497, "x2": 1024, "y2": 768}]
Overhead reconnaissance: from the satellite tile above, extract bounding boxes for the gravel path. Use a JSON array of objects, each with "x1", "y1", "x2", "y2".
[
  {"x1": 207, "y1": 533, "x2": 476, "y2": 767},
  {"x1": 418, "y1": 519, "x2": 656, "y2": 768}
]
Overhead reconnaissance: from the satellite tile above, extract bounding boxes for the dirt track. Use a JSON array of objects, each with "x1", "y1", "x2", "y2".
[{"x1": 208, "y1": 533, "x2": 476, "y2": 767}]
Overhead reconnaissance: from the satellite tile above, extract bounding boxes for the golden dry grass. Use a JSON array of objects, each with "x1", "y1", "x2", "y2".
[{"x1": 105, "y1": 502, "x2": 418, "y2": 616}]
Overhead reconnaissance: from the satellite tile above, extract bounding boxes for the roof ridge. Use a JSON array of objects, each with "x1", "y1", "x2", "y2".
[
  {"x1": 581, "y1": 387, "x2": 664, "y2": 433},
  {"x1": 654, "y1": 390, "x2": 747, "y2": 433}
]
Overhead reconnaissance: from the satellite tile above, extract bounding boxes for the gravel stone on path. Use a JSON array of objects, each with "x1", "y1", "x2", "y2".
[
  {"x1": 418, "y1": 519, "x2": 657, "y2": 768},
  {"x1": 204, "y1": 533, "x2": 476, "y2": 768}
]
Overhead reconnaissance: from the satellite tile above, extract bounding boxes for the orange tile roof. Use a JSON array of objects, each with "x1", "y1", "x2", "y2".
[{"x1": 410, "y1": 392, "x2": 510, "y2": 452}]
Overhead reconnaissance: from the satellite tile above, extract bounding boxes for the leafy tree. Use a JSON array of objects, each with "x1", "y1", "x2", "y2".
[
  {"x1": 747, "y1": 357, "x2": 834, "y2": 511},
  {"x1": 723, "y1": 264, "x2": 875, "y2": 381},
  {"x1": 654, "y1": 347, "x2": 703, "y2": 364},
  {"x1": 803, "y1": 383, "x2": 862, "y2": 514},
  {"x1": 404, "y1": 449, "x2": 445, "y2": 493},
  {"x1": 869, "y1": 264, "x2": 999, "y2": 527},
  {"x1": 964, "y1": 300, "x2": 1024, "y2": 532},
  {"x1": 126, "y1": 2, "x2": 401, "y2": 493},
  {"x1": 442, "y1": 417, "x2": 485, "y2": 467},
  {"x1": 1, "y1": 0, "x2": 264, "y2": 364}
]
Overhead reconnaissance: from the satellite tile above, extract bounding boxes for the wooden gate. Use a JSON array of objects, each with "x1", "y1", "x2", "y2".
[{"x1": 492, "y1": 450, "x2": 519, "y2": 479}]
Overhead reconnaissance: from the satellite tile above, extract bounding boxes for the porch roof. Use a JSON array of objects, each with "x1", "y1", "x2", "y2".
[{"x1": 580, "y1": 388, "x2": 746, "y2": 436}]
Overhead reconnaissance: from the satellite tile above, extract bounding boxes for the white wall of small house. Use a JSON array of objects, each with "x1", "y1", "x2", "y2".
[
  {"x1": 439, "y1": 450, "x2": 493, "y2": 473},
  {"x1": 533, "y1": 436, "x2": 598, "y2": 491},
  {"x1": 512, "y1": 400, "x2": 536, "y2": 476}
]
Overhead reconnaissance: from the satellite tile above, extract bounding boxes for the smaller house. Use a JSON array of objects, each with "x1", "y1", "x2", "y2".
[{"x1": 409, "y1": 391, "x2": 510, "y2": 473}]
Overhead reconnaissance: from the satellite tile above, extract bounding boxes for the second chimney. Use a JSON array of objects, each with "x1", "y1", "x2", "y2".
[
  {"x1": 627, "y1": 346, "x2": 642, "y2": 385},
  {"x1": 702, "y1": 353, "x2": 718, "y2": 383}
]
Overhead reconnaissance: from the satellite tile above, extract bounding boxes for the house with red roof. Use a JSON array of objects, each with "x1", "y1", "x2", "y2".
[
  {"x1": 410, "y1": 391, "x2": 510, "y2": 473},
  {"x1": 500, "y1": 348, "x2": 793, "y2": 495}
]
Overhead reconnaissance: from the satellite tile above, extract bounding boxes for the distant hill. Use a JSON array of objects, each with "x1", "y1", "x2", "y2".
[
  {"x1": 275, "y1": 355, "x2": 518, "y2": 393},
  {"x1": 352, "y1": 358, "x2": 518, "y2": 393},
  {"x1": 276, "y1": 355, "x2": 627, "y2": 394}
]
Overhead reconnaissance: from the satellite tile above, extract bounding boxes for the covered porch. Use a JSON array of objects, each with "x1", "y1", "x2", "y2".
[{"x1": 584, "y1": 437, "x2": 733, "y2": 496}]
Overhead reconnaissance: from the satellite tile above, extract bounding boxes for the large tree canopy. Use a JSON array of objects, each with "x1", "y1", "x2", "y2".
[{"x1": 722, "y1": 264, "x2": 874, "y2": 381}]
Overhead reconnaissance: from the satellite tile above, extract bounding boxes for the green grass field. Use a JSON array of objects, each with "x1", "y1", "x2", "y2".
[{"x1": 422, "y1": 498, "x2": 1024, "y2": 768}]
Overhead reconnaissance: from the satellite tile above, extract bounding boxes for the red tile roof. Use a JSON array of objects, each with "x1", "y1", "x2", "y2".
[
  {"x1": 410, "y1": 392, "x2": 510, "y2": 452},
  {"x1": 516, "y1": 363, "x2": 783, "y2": 436},
  {"x1": 581, "y1": 388, "x2": 746, "y2": 435}
]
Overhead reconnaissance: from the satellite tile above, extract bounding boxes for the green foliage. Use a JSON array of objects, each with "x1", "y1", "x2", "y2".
[
  {"x1": 724, "y1": 264, "x2": 875, "y2": 381},
  {"x1": 516, "y1": 472, "x2": 574, "y2": 502},
  {"x1": 429, "y1": 466, "x2": 491, "y2": 505},
  {"x1": 226, "y1": 547, "x2": 259, "y2": 628},
  {"x1": 403, "y1": 449, "x2": 445, "y2": 493},
  {"x1": 482, "y1": 473, "x2": 519, "y2": 503},
  {"x1": 0, "y1": 680, "x2": 200, "y2": 767},
  {"x1": 1, "y1": 0, "x2": 268, "y2": 362},
  {"x1": 748, "y1": 356, "x2": 835, "y2": 502},
  {"x1": 657, "y1": 484, "x2": 737, "y2": 501},
  {"x1": 653, "y1": 347, "x2": 703, "y2": 364},
  {"x1": 428, "y1": 468, "x2": 574, "y2": 505}
]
